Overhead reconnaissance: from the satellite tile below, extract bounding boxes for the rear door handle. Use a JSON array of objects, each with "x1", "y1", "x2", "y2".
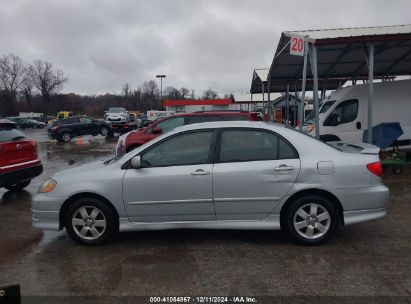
[
  {"x1": 274, "y1": 165, "x2": 295, "y2": 171},
  {"x1": 191, "y1": 169, "x2": 211, "y2": 176}
]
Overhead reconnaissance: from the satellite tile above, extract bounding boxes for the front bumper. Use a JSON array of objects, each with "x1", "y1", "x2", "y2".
[
  {"x1": 31, "y1": 193, "x2": 67, "y2": 231},
  {"x1": 0, "y1": 163, "x2": 43, "y2": 187}
]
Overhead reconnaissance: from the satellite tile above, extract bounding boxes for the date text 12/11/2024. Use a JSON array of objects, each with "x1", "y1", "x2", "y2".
[{"x1": 149, "y1": 296, "x2": 258, "y2": 303}]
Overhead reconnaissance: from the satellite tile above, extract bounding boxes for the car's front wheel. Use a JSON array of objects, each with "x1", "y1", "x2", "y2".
[
  {"x1": 5, "y1": 180, "x2": 31, "y2": 191},
  {"x1": 64, "y1": 197, "x2": 118, "y2": 245},
  {"x1": 283, "y1": 195, "x2": 339, "y2": 245},
  {"x1": 100, "y1": 126, "x2": 109, "y2": 137}
]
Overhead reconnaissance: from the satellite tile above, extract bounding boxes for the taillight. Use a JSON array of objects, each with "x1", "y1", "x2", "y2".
[
  {"x1": 51, "y1": 126, "x2": 59, "y2": 131},
  {"x1": 30, "y1": 140, "x2": 38, "y2": 158},
  {"x1": 367, "y1": 162, "x2": 382, "y2": 177}
]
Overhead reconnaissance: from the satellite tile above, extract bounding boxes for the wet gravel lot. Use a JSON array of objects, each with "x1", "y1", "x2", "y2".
[{"x1": 0, "y1": 129, "x2": 411, "y2": 303}]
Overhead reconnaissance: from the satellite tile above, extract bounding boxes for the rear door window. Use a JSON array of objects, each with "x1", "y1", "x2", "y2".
[
  {"x1": 218, "y1": 129, "x2": 298, "y2": 163},
  {"x1": 186, "y1": 115, "x2": 221, "y2": 124},
  {"x1": 221, "y1": 115, "x2": 248, "y2": 121}
]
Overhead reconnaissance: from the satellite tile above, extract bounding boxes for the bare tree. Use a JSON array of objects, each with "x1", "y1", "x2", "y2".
[
  {"x1": 164, "y1": 86, "x2": 181, "y2": 100},
  {"x1": 142, "y1": 80, "x2": 158, "y2": 110},
  {"x1": 28, "y1": 60, "x2": 68, "y2": 108},
  {"x1": 202, "y1": 87, "x2": 219, "y2": 100},
  {"x1": 0, "y1": 54, "x2": 27, "y2": 114},
  {"x1": 180, "y1": 87, "x2": 189, "y2": 99},
  {"x1": 122, "y1": 83, "x2": 131, "y2": 97}
]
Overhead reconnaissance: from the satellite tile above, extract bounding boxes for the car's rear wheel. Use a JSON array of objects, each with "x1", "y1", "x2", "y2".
[
  {"x1": 5, "y1": 180, "x2": 31, "y2": 191},
  {"x1": 283, "y1": 195, "x2": 339, "y2": 245},
  {"x1": 62, "y1": 132, "x2": 71, "y2": 142},
  {"x1": 64, "y1": 197, "x2": 117, "y2": 245},
  {"x1": 100, "y1": 126, "x2": 109, "y2": 136}
]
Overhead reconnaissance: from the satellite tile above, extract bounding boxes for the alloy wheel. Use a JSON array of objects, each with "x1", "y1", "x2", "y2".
[
  {"x1": 293, "y1": 203, "x2": 331, "y2": 240},
  {"x1": 72, "y1": 206, "x2": 107, "y2": 240}
]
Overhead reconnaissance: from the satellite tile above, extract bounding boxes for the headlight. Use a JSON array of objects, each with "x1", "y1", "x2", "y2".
[{"x1": 38, "y1": 178, "x2": 57, "y2": 193}]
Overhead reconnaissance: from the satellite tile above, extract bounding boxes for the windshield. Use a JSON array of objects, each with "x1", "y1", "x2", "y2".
[
  {"x1": 304, "y1": 100, "x2": 336, "y2": 125},
  {"x1": 108, "y1": 108, "x2": 126, "y2": 113}
]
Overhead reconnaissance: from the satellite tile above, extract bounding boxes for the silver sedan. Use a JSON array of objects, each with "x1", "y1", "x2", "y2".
[{"x1": 32, "y1": 121, "x2": 389, "y2": 245}]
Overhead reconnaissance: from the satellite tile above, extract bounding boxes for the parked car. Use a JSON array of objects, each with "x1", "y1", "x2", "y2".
[
  {"x1": 0, "y1": 119, "x2": 43, "y2": 191},
  {"x1": 32, "y1": 121, "x2": 389, "y2": 245},
  {"x1": 116, "y1": 111, "x2": 259, "y2": 155},
  {"x1": 303, "y1": 79, "x2": 411, "y2": 149},
  {"x1": 56, "y1": 111, "x2": 76, "y2": 120},
  {"x1": 48, "y1": 116, "x2": 112, "y2": 142},
  {"x1": 104, "y1": 107, "x2": 129, "y2": 124},
  {"x1": 17, "y1": 119, "x2": 46, "y2": 129}
]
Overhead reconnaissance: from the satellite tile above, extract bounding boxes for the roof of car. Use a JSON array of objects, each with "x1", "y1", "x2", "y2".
[
  {"x1": 0, "y1": 119, "x2": 16, "y2": 126},
  {"x1": 173, "y1": 120, "x2": 281, "y2": 132},
  {"x1": 172, "y1": 111, "x2": 251, "y2": 117}
]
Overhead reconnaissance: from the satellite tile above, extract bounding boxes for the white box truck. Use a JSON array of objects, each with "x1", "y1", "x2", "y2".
[{"x1": 304, "y1": 79, "x2": 411, "y2": 149}]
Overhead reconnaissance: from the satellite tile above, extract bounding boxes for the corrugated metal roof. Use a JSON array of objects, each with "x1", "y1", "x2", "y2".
[
  {"x1": 233, "y1": 92, "x2": 281, "y2": 102},
  {"x1": 163, "y1": 99, "x2": 232, "y2": 107},
  {"x1": 284, "y1": 24, "x2": 411, "y2": 41},
  {"x1": 265, "y1": 24, "x2": 411, "y2": 89}
]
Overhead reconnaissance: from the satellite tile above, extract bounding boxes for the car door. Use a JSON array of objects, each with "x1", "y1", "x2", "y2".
[
  {"x1": 79, "y1": 117, "x2": 98, "y2": 135},
  {"x1": 213, "y1": 128, "x2": 300, "y2": 220},
  {"x1": 122, "y1": 130, "x2": 216, "y2": 222}
]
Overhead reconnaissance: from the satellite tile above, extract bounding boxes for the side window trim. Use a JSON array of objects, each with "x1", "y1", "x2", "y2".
[
  {"x1": 214, "y1": 128, "x2": 299, "y2": 164},
  {"x1": 127, "y1": 129, "x2": 219, "y2": 169}
]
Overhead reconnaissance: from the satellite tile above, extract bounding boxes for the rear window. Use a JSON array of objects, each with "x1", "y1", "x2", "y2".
[
  {"x1": 221, "y1": 115, "x2": 248, "y2": 121},
  {"x1": 186, "y1": 115, "x2": 221, "y2": 124},
  {"x1": 61, "y1": 117, "x2": 80, "y2": 124},
  {"x1": 0, "y1": 127, "x2": 26, "y2": 143}
]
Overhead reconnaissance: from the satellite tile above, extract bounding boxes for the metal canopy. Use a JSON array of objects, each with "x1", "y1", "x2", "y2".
[
  {"x1": 251, "y1": 68, "x2": 346, "y2": 93},
  {"x1": 269, "y1": 24, "x2": 411, "y2": 81}
]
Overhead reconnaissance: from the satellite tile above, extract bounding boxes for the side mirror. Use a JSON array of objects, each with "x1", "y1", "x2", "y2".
[
  {"x1": 152, "y1": 127, "x2": 162, "y2": 134},
  {"x1": 324, "y1": 113, "x2": 340, "y2": 126},
  {"x1": 130, "y1": 156, "x2": 142, "y2": 169}
]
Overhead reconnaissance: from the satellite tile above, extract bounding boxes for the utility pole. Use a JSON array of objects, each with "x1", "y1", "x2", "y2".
[{"x1": 156, "y1": 75, "x2": 166, "y2": 110}]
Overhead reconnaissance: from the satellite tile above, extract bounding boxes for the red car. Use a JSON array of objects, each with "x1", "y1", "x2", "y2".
[
  {"x1": 116, "y1": 111, "x2": 259, "y2": 155},
  {"x1": 0, "y1": 119, "x2": 43, "y2": 191}
]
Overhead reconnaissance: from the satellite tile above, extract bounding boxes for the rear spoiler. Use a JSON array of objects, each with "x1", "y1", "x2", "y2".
[{"x1": 328, "y1": 141, "x2": 380, "y2": 155}]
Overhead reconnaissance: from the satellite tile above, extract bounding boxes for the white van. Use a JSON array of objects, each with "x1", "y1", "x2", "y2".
[{"x1": 304, "y1": 80, "x2": 411, "y2": 149}]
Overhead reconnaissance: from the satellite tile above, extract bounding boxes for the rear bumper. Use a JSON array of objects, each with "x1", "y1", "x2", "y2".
[
  {"x1": 344, "y1": 208, "x2": 386, "y2": 225},
  {"x1": 330, "y1": 184, "x2": 390, "y2": 225},
  {"x1": 0, "y1": 163, "x2": 43, "y2": 187}
]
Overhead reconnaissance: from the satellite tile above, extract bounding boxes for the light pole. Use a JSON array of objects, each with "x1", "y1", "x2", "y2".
[{"x1": 156, "y1": 74, "x2": 166, "y2": 110}]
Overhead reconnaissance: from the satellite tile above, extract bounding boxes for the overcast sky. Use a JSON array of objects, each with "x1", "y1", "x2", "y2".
[{"x1": 1, "y1": 0, "x2": 410, "y2": 96}]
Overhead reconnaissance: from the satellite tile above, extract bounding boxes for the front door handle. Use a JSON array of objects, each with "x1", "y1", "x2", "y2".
[
  {"x1": 356, "y1": 121, "x2": 361, "y2": 129},
  {"x1": 274, "y1": 165, "x2": 295, "y2": 171},
  {"x1": 191, "y1": 169, "x2": 211, "y2": 176}
]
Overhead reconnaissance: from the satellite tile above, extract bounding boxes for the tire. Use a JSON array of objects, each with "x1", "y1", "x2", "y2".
[
  {"x1": 283, "y1": 195, "x2": 339, "y2": 245},
  {"x1": 64, "y1": 197, "x2": 118, "y2": 245},
  {"x1": 5, "y1": 180, "x2": 31, "y2": 191},
  {"x1": 100, "y1": 126, "x2": 109, "y2": 137},
  {"x1": 62, "y1": 132, "x2": 71, "y2": 142}
]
